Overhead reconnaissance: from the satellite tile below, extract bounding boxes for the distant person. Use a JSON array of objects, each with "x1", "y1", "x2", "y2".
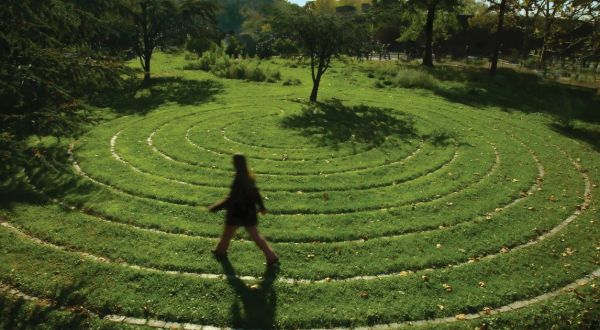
[{"x1": 208, "y1": 154, "x2": 279, "y2": 266}]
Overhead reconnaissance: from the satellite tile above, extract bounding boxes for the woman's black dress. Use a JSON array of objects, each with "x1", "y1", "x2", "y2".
[{"x1": 211, "y1": 176, "x2": 265, "y2": 227}]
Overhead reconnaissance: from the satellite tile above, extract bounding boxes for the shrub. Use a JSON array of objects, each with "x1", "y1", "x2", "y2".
[
  {"x1": 183, "y1": 47, "x2": 281, "y2": 83},
  {"x1": 391, "y1": 69, "x2": 439, "y2": 89},
  {"x1": 282, "y1": 78, "x2": 302, "y2": 86},
  {"x1": 247, "y1": 66, "x2": 266, "y2": 81}
]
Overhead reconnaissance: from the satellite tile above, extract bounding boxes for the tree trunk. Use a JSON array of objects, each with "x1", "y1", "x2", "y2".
[
  {"x1": 521, "y1": 8, "x2": 531, "y2": 62},
  {"x1": 490, "y1": 0, "x2": 507, "y2": 76},
  {"x1": 140, "y1": 2, "x2": 152, "y2": 83},
  {"x1": 539, "y1": 1, "x2": 552, "y2": 67},
  {"x1": 310, "y1": 71, "x2": 322, "y2": 102},
  {"x1": 422, "y1": 4, "x2": 436, "y2": 67},
  {"x1": 539, "y1": 32, "x2": 549, "y2": 67},
  {"x1": 143, "y1": 53, "x2": 152, "y2": 82}
]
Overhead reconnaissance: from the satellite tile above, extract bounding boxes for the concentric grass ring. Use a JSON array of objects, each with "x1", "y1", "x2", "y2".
[{"x1": 3, "y1": 72, "x2": 598, "y2": 329}]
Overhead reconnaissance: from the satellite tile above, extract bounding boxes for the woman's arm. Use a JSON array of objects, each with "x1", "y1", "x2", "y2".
[
  {"x1": 208, "y1": 197, "x2": 230, "y2": 212},
  {"x1": 254, "y1": 188, "x2": 267, "y2": 214}
]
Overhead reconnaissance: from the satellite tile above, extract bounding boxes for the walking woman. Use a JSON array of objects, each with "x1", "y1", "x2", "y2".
[{"x1": 208, "y1": 154, "x2": 279, "y2": 266}]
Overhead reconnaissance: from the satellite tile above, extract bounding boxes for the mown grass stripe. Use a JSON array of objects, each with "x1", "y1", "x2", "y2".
[
  {"x1": 1, "y1": 268, "x2": 598, "y2": 329},
  {"x1": 1, "y1": 158, "x2": 589, "y2": 282}
]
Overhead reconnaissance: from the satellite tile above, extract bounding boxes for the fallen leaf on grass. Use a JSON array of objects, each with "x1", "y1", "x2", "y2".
[
  {"x1": 442, "y1": 283, "x2": 453, "y2": 292},
  {"x1": 437, "y1": 304, "x2": 445, "y2": 311},
  {"x1": 562, "y1": 248, "x2": 575, "y2": 256},
  {"x1": 478, "y1": 281, "x2": 486, "y2": 288},
  {"x1": 455, "y1": 314, "x2": 466, "y2": 320},
  {"x1": 500, "y1": 247, "x2": 510, "y2": 253}
]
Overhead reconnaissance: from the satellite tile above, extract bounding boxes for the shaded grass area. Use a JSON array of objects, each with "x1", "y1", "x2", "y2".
[
  {"x1": 281, "y1": 99, "x2": 418, "y2": 149},
  {"x1": 551, "y1": 121, "x2": 600, "y2": 152},
  {"x1": 361, "y1": 61, "x2": 600, "y2": 124},
  {"x1": 0, "y1": 289, "x2": 142, "y2": 330},
  {"x1": 92, "y1": 76, "x2": 224, "y2": 115},
  {"x1": 431, "y1": 67, "x2": 600, "y2": 123}
]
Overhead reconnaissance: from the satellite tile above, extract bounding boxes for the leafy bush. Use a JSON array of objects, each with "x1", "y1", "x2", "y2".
[
  {"x1": 183, "y1": 47, "x2": 281, "y2": 83},
  {"x1": 374, "y1": 69, "x2": 439, "y2": 90},
  {"x1": 392, "y1": 69, "x2": 438, "y2": 89},
  {"x1": 282, "y1": 78, "x2": 302, "y2": 86}
]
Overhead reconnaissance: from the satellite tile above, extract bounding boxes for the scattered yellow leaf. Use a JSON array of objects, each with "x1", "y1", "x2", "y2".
[{"x1": 562, "y1": 248, "x2": 575, "y2": 257}]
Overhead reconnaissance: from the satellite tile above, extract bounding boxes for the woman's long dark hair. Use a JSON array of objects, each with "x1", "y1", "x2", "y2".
[{"x1": 233, "y1": 154, "x2": 255, "y2": 196}]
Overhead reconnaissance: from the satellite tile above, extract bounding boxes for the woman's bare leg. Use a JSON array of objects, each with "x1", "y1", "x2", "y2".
[
  {"x1": 246, "y1": 226, "x2": 278, "y2": 262},
  {"x1": 214, "y1": 225, "x2": 238, "y2": 254}
]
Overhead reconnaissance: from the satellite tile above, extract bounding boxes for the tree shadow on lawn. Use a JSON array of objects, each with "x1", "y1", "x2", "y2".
[
  {"x1": 91, "y1": 77, "x2": 224, "y2": 115},
  {"x1": 550, "y1": 122, "x2": 600, "y2": 152},
  {"x1": 217, "y1": 258, "x2": 278, "y2": 329},
  {"x1": 0, "y1": 281, "x2": 94, "y2": 329},
  {"x1": 0, "y1": 143, "x2": 113, "y2": 213},
  {"x1": 280, "y1": 99, "x2": 421, "y2": 150},
  {"x1": 426, "y1": 66, "x2": 600, "y2": 125}
]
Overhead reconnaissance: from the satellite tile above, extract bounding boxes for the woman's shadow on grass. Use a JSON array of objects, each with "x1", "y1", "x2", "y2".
[{"x1": 216, "y1": 258, "x2": 279, "y2": 329}]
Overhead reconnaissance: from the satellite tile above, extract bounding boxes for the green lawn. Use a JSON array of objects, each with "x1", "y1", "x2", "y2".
[{"x1": 1, "y1": 53, "x2": 599, "y2": 329}]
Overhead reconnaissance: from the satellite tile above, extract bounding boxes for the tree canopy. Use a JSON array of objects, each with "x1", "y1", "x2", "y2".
[
  {"x1": 272, "y1": 6, "x2": 367, "y2": 101},
  {"x1": 118, "y1": 0, "x2": 217, "y2": 81},
  {"x1": 0, "y1": 0, "x2": 131, "y2": 175}
]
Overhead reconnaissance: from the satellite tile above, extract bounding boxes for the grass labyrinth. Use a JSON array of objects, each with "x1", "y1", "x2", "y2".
[{"x1": 1, "y1": 54, "x2": 599, "y2": 329}]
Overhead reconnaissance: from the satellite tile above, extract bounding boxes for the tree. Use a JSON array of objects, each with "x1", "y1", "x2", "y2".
[
  {"x1": 272, "y1": 7, "x2": 360, "y2": 102},
  {"x1": 119, "y1": 0, "x2": 217, "y2": 81},
  {"x1": 0, "y1": 0, "x2": 130, "y2": 176},
  {"x1": 489, "y1": 0, "x2": 512, "y2": 75},
  {"x1": 411, "y1": 0, "x2": 462, "y2": 66},
  {"x1": 373, "y1": 0, "x2": 461, "y2": 66}
]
